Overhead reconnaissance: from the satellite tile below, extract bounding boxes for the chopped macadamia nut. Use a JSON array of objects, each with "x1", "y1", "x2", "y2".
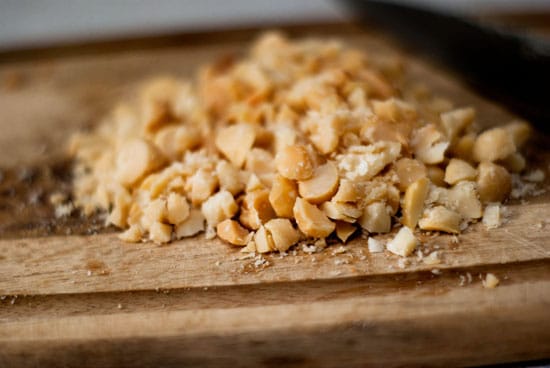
[
  {"x1": 322, "y1": 201, "x2": 362, "y2": 222},
  {"x1": 359, "y1": 201, "x2": 391, "y2": 233},
  {"x1": 276, "y1": 145, "x2": 314, "y2": 180},
  {"x1": 337, "y1": 141, "x2": 401, "y2": 181},
  {"x1": 372, "y1": 98, "x2": 416, "y2": 122},
  {"x1": 215, "y1": 123, "x2": 256, "y2": 168},
  {"x1": 451, "y1": 133, "x2": 476, "y2": 162},
  {"x1": 440, "y1": 107, "x2": 475, "y2": 142},
  {"x1": 70, "y1": 32, "x2": 533, "y2": 251},
  {"x1": 504, "y1": 121, "x2": 531, "y2": 148},
  {"x1": 332, "y1": 179, "x2": 362, "y2": 202},
  {"x1": 166, "y1": 193, "x2": 190, "y2": 224},
  {"x1": 444, "y1": 159, "x2": 477, "y2": 185},
  {"x1": 118, "y1": 225, "x2": 143, "y2": 242},
  {"x1": 402, "y1": 177, "x2": 430, "y2": 229},
  {"x1": 269, "y1": 175, "x2": 298, "y2": 218},
  {"x1": 294, "y1": 197, "x2": 335, "y2": 238},
  {"x1": 116, "y1": 139, "x2": 165, "y2": 186},
  {"x1": 175, "y1": 209, "x2": 205, "y2": 238},
  {"x1": 482, "y1": 203, "x2": 503, "y2": 229},
  {"x1": 483, "y1": 273, "x2": 499, "y2": 289},
  {"x1": 472, "y1": 127, "x2": 516, "y2": 163},
  {"x1": 477, "y1": 162, "x2": 512, "y2": 203},
  {"x1": 387, "y1": 226, "x2": 418, "y2": 257},
  {"x1": 426, "y1": 166, "x2": 446, "y2": 187},
  {"x1": 201, "y1": 190, "x2": 238, "y2": 227},
  {"x1": 448, "y1": 181, "x2": 482, "y2": 219},
  {"x1": 254, "y1": 225, "x2": 275, "y2": 253},
  {"x1": 154, "y1": 125, "x2": 200, "y2": 159},
  {"x1": 216, "y1": 160, "x2": 245, "y2": 195},
  {"x1": 240, "y1": 189, "x2": 276, "y2": 230},
  {"x1": 411, "y1": 124, "x2": 449, "y2": 164},
  {"x1": 187, "y1": 168, "x2": 218, "y2": 205},
  {"x1": 149, "y1": 222, "x2": 172, "y2": 244},
  {"x1": 367, "y1": 237, "x2": 385, "y2": 253},
  {"x1": 395, "y1": 158, "x2": 427, "y2": 191},
  {"x1": 500, "y1": 152, "x2": 526, "y2": 173},
  {"x1": 298, "y1": 161, "x2": 339, "y2": 204},
  {"x1": 335, "y1": 221, "x2": 357, "y2": 243},
  {"x1": 419, "y1": 206, "x2": 461, "y2": 234},
  {"x1": 264, "y1": 218, "x2": 301, "y2": 251},
  {"x1": 216, "y1": 219, "x2": 250, "y2": 246}
]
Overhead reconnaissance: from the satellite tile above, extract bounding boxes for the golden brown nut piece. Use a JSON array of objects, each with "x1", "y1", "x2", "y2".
[
  {"x1": 477, "y1": 162, "x2": 512, "y2": 203},
  {"x1": 116, "y1": 139, "x2": 165, "y2": 186},
  {"x1": 216, "y1": 219, "x2": 250, "y2": 246},
  {"x1": 293, "y1": 197, "x2": 335, "y2": 238},
  {"x1": 298, "y1": 161, "x2": 339, "y2": 204},
  {"x1": 276, "y1": 145, "x2": 314, "y2": 180}
]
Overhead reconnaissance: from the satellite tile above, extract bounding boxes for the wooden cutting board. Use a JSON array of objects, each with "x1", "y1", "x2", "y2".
[{"x1": 0, "y1": 24, "x2": 549, "y2": 367}]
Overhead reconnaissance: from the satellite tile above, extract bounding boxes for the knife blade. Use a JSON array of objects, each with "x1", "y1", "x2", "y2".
[{"x1": 341, "y1": 0, "x2": 550, "y2": 131}]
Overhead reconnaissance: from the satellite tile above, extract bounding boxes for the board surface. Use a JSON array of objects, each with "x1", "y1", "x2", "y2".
[{"x1": 0, "y1": 24, "x2": 549, "y2": 367}]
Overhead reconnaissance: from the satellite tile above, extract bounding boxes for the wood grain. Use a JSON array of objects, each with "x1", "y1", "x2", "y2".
[{"x1": 0, "y1": 24, "x2": 549, "y2": 367}]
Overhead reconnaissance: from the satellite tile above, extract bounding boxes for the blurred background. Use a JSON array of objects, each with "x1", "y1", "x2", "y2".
[{"x1": 1, "y1": 0, "x2": 549, "y2": 51}]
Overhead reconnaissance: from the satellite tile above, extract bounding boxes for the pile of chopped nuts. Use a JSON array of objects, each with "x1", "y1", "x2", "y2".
[{"x1": 69, "y1": 32, "x2": 535, "y2": 257}]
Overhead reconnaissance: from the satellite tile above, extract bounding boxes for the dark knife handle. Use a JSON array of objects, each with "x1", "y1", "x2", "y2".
[{"x1": 342, "y1": 0, "x2": 550, "y2": 131}]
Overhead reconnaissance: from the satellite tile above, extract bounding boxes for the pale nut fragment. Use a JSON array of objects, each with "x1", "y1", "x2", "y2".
[
  {"x1": 332, "y1": 179, "x2": 362, "y2": 202},
  {"x1": 216, "y1": 160, "x2": 245, "y2": 195},
  {"x1": 358, "y1": 201, "x2": 391, "y2": 233},
  {"x1": 402, "y1": 177, "x2": 430, "y2": 229},
  {"x1": 306, "y1": 111, "x2": 345, "y2": 154},
  {"x1": 293, "y1": 197, "x2": 335, "y2": 238},
  {"x1": 451, "y1": 133, "x2": 476, "y2": 162},
  {"x1": 321, "y1": 201, "x2": 362, "y2": 222},
  {"x1": 477, "y1": 162, "x2": 512, "y2": 203},
  {"x1": 482, "y1": 203, "x2": 503, "y2": 229},
  {"x1": 335, "y1": 221, "x2": 357, "y2": 243},
  {"x1": 187, "y1": 168, "x2": 218, "y2": 205},
  {"x1": 141, "y1": 198, "x2": 167, "y2": 229},
  {"x1": 216, "y1": 219, "x2": 250, "y2": 246},
  {"x1": 504, "y1": 121, "x2": 531, "y2": 148},
  {"x1": 367, "y1": 237, "x2": 385, "y2": 253},
  {"x1": 154, "y1": 125, "x2": 201, "y2": 159},
  {"x1": 269, "y1": 175, "x2": 298, "y2": 218},
  {"x1": 254, "y1": 225, "x2": 275, "y2": 253},
  {"x1": 166, "y1": 192, "x2": 190, "y2": 225},
  {"x1": 201, "y1": 190, "x2": 238, "y2": 227},
  {"x1": 336, "y1": 141, "x2": 401, "y2": 181},
  {"x1": 411, "y1": 124, "x2": 449, "y2": 164},
  {"x1": 394, "y1": 158, "x2": 427, "y2": 191},
  {"x1": 386, "y1": 226, "x2": 418, "y2": 257},
  {"x1": 500, "y1": 152, "x2": 526, "y2": 173},
  {"x1": 264, "y1": 218, "x2": 301, "y2": 252},
  {"x1": 483, "y1": 273, "x2": 500, "y2": 289},
  {"x1": 444, "y1": 158, "x2": 477, "y2": 185},
  {"x1": 298, "y1": 161, "x2": 339, "y2": 204},
  {"x1": 245, "y1": 148, "x2": 275, "y2": 187},
  {"x1": 472, "y1": 127, "x2": 516, "y2": 163},
  {"x1": 175, "y1": 209, "x2": 205, "y2": 238},
  {"x1": 239, "y1": 189, "x2": 276, "y2": 230},
  {"x1": 215, "y1": 123, "x2": 256, "y2": 168},
  {"x1": 426, "y1": 166, "x2": 446, "y2": 187},
  {"x1": 149, "y1": 221, "x2": 172, "y2": 244},
  {"x1": 118, "y1": 225, "x2": 143, "y2": 243},
  {"x1": 107, "y1": 189, "x2": 132, "y2": 228},
  {"x1": 275, "y1": 145, "x2": 314, "y2": 180},
  {"x1": 448, "y1": 181, "x2": 482, "y2": 219},
  {"x1": 418, "y1": 206, "x2": 461, "y2": 234},
  {"x1": 116, "y1": 138, "x2": 165, "y2": 186},
  {"x1": 372, "y1": 98, "x2": 417, "y2": 122},
  {"x1": 440, "y1": 107, "x2": 475, "y2": 142}
]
